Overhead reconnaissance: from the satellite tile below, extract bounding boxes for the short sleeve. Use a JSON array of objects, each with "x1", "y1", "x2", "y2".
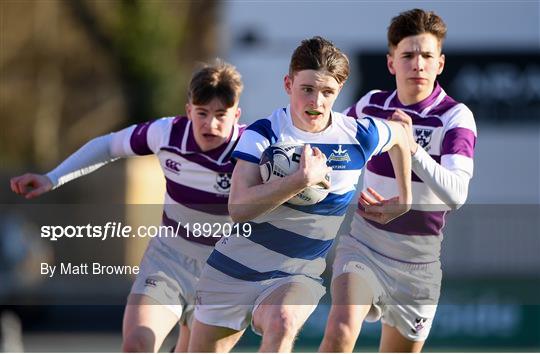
[
  {"x1": 232, "y1": 119, "x2": 276, "y2": 164},
  {"x1": 356, "y1": 117, "x2": 391, "y2": 160}
]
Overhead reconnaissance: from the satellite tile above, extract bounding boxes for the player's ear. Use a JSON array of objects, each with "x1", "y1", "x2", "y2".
[
  {"x1": 235, "y1": 107, "x2": 242, "y2": 121},
  {"x1": 437, "y1": 53, "x2": 445, "y2": 75},
  {"x1": 186, "y1": 103, "x2": 193, "y2": 120},
  {"x1": 284, "y1": 75, "x2": 293, "y2": 95},
  {"x1": 387, "y1": 53, "x2": 396, "y2": 75}
]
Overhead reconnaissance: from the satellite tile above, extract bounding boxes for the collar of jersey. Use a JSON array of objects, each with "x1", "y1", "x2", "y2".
[{"x1": 390, "y1": 81, "x2": 443, "y2": 113}]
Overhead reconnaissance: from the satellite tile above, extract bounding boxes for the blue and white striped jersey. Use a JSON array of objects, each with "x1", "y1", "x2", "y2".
[{"x1": 206, "y1": 106, "x2": 391, "y2": 281}]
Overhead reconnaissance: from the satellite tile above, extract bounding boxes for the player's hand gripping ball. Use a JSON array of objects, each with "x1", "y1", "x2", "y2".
[{"x1": 259, "y1": 142, "x2": 330, "y2": 205}]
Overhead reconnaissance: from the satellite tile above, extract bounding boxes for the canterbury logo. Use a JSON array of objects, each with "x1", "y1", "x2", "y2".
[
  {"x1": 145, "y1": 278, "x2": 157, "y2": 287},
  {"x1": 165, "y1": 159, "x2": 181, "y2": 172}
]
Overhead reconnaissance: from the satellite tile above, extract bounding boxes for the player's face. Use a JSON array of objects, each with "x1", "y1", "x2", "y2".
[
  {"x1": 284, "y1": 69, "x2": 342, "y2": 133},
  {"x1": 387, "y1": 33, "x2": 445, "y2": 105},
  {"x1": 186, "y1": 98, "x2": 241, "y2": 152}
]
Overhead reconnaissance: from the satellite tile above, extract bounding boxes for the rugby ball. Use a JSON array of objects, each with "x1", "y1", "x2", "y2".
[{"x1": 259, "y1": 142, "x2": 330, "y2": 205}]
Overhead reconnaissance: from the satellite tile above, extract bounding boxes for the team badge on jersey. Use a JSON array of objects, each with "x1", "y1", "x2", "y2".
[
  {"x1": 328, "y1": 145, "x2": 351, "y2": 163},
  {"x1": 214, "y1": 173, "x2": 232, "y2": 193},
  {"x1": 414, "y1": 128, "x2": 434, "y2": 150}
]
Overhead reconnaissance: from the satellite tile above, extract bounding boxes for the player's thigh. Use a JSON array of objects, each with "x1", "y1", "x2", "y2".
[
  {"x1": 188, "y1": 317, "x2": 245, "y2": 353},
  {"x1": 252, "y1": 281, "x2": 320, "y2": 335},
  {"x1": 380, "y1": 323, "x2": 425, "y2": 353},
  {"x1": 331, "y1": 234, "x2": 381, "y2": 310},
  {"x1": 122, "y1": 294, "x2": 180, "y2": 349},
  {"x1": 331, "y1": 271, "x2": 374, "y2": 306},
  {"x1": 326, "y1": 273, "x2": 373, "y2": 335}
]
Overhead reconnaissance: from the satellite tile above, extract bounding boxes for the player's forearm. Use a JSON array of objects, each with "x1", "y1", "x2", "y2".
[
  {"x1": 228, "y1": 173, "x2": 308, "y2": 222},
  {"x1": 412, "y1": 146, "x2": 470, "y2": 209},
  {"x1": 387, "y1": 128, "x2": 413, "y2": 207},
  {"x1": 46, "y1": 134, "x2": 119, "y2": 188}
]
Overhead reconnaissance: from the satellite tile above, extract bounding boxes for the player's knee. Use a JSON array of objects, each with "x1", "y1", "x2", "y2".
[
  {"x1": 324, "y1": 317, "x2": 358, "y2": 349},
  {"x1": 264, "y1": 309, "x2": 299, "y2": 341},
  {"x1": 122, "y1": 328, "x2": 156, "y2": 353},
  {"x1": 335, "y1": 320, "x2": 357, "y2": 339}
]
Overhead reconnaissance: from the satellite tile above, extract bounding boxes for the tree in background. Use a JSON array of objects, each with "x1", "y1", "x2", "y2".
[{"x1": 1, "y1": 0, "x2": 218, "y2": 168}]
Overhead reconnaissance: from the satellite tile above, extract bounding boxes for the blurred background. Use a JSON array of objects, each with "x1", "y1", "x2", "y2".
[{"x1": 1, "y1": 0, "x2": 539, "y2": 352}]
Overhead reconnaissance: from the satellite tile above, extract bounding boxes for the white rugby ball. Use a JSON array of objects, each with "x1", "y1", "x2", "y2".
[{"x1": 259, "y1": 142, "x2": 330, "y2": 205}]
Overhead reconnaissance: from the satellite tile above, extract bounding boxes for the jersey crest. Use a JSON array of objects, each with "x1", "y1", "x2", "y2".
[
  {"x1": 415, "y1": 128, "x2": 434, "y2": 150},
  {"x1": 328, "y1": 145, "x2": 351, "y2": 163},
  {"x1": 214, "y1": 173, "x2": 232, "y2": 193}
]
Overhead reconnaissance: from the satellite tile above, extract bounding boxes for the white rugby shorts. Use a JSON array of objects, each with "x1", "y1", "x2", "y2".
[
  {"x1": 332, "y1": 233, "x2": 442, "y2": 341},
  {"x1": 130, "y1": 238, "x2": 208, "y2": 326},
  {"x1": 194, "y1": 265, "x2": 326, "y2": 334}
]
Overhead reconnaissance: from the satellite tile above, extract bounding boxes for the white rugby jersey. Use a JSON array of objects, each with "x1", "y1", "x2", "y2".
[
  {"x1": 345, "y1": 82, "x2": 477, "y2": 263},
  {"x1": 206, "y1": 106, "x2": 391, "y2": 281},
  {"x1": 117, "y1": 116, "x2": 245, "y2": 261}
]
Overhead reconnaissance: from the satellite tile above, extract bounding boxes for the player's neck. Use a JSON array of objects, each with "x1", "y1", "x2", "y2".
[
  {"x1": 193, "y1": 135, "x2": 228, "y2": 153},
  {"x1": 290, "y1": 112, "x2": 332, "y2": 133},
  {"x1": 396, "y1": 82, "x2": 436, "y2": 106},
  {"x1": 397, "y1": 90, "x2": 432, "y2": 106}
]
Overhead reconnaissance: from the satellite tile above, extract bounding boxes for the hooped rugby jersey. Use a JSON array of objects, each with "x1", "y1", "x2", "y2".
[
  {"x1": 345, "y1": 82, "x2": 476, "y2": 263},
  {"x1": 206, "y1": 106, "x2": 392, "y2": 281},
  {"x1": 120, "y1": 116, "x2": 245, "y2": 261}
]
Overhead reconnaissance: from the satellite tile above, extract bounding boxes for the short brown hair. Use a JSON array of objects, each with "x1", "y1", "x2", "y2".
[
  {"x1": 188, "y1": 59, "x2": 243, "y2": 108},
  {"x1": 289, "y1": 36, "x2": 350, "y2": 85},
  {"x1": 387, "y1": 9, "x2": 447, "y2": 51}
]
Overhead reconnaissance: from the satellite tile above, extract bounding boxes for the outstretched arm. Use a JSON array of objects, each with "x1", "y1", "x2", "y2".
[
  {"x1": 10, "y1": 134, "x2": 117, "y2": 199},
  {"x1": 10, "y1": 173, "x2": 53, "y2": 200},
  {"x1": 10, "y1": 123, "x2": 140, "y2": 199},
  {"x1": 47, "y1": 134, "x2": 119, "y2": 189}
]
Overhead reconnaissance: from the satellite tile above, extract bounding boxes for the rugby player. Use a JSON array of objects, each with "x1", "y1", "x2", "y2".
[
  {"x1": 10, "y1": 60, "x2": 245, "y2": 352},
  {"x1": 320, "y1": 9, "x2": 477, "y2": 352},
  {"x1": 188, "y1": 36, "x2": 412, "y2": 353}
]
